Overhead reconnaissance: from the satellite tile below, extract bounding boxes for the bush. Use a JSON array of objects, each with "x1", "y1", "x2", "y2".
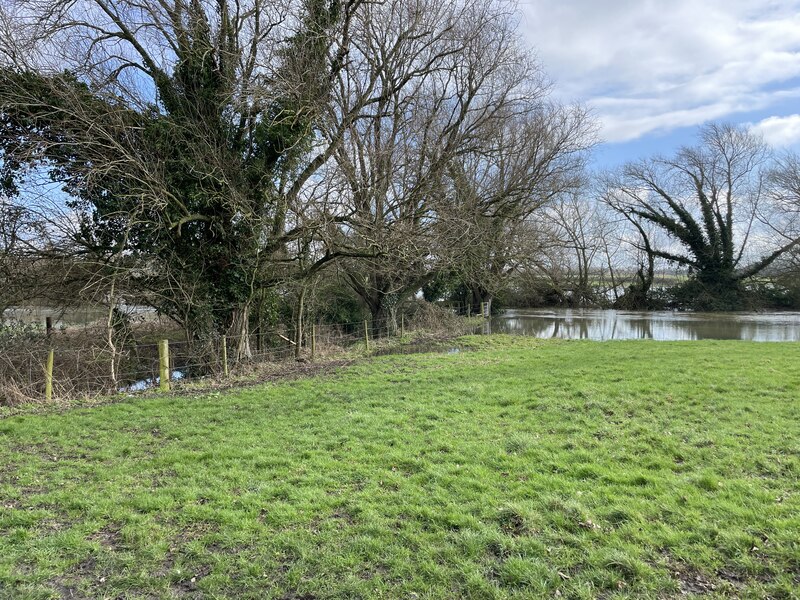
[
  {"x1": 750, "y1": 277, "x2": 800, "y2": 310},
  {"x1": 310, "y1": 283, "x2": 367, "y2": 327},
  {"x1": 667, "y1": 279, "x2": 753, "y2": 311}
]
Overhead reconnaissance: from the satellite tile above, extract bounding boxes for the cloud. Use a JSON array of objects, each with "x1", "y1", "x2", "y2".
[
  {"x1": 520, "y1": 0, "x2": 800, "y2": 143},
  {"x1": 595, "y1": 87, "x2": 800, "y2": 142},
  {"x1": 750, "y1": 114, "x2": 800, "y2": 146}
]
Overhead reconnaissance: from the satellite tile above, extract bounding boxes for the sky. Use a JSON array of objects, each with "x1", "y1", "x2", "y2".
[{"x1": 519, "y1": 0, "x2": 800, "y2": 168}]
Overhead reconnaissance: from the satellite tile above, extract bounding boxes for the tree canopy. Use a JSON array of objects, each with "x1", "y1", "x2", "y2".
[{"x1": 1, "y1": 0, "x2": 596, "y2": 343}]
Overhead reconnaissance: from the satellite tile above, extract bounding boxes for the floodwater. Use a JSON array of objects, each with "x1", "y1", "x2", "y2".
[
  {"x1": 482, "y1": 309, "x2": 800, "y2": 342},
  {"x1": 2, "y1": 305, "x2": 157, "y2": 328},
  {"x1": 121, "y1": 370, "x2": 185, "y2": 393}
]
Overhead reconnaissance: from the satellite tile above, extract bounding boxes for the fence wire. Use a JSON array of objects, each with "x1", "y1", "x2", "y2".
[{"x1": 0, "y1": 302, "x2": 484, "y2": 404}]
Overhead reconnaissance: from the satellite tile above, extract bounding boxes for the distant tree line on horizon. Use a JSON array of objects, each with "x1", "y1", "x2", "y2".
[{"x1": 1, "y1": 0, "x2": 800, "y2": 359}]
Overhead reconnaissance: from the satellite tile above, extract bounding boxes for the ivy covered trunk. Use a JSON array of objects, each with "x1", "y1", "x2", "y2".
[
  {"x1": 380, "y1": 293, "x2": 401, "y2": 336},
  {"x1": 228, "y1": 304, "x2": 253, "y2": 362}
]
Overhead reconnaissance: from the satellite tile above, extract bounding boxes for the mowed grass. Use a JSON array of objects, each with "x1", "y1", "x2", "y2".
[{"x1": 1, "y1": 337, "x2": 799, "y2": 599}]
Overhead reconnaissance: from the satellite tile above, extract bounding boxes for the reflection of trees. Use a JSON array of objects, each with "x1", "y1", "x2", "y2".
[
  {"x1": 630, "y1": 318, "x2": 652, "y2": 340},
  {"x1": 489, "y1": 310, "x2": 800, "y2": 341},
  {"x1": 551, "y1": 319, "x2": 560, "y2": 338},
  {"x1": 577, "y1": 318, "x2": 589, "y2": 339}
]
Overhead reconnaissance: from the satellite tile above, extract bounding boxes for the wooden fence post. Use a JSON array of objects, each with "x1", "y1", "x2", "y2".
[
  {"x1": 311, "y1": 324, "x2": 316, "y2": 360},
  {"x1": 400, "y1": 314, "x2": 404, "y2": 337},
  {"x1": 158, "y1": 339, "x2": 170, "y2": 392},
  {"x1": 44, "y1": 349, "x2": 54, "y2": 402},
  {"x1": 364, "y1": 320, "x2": 370, "y2": 352},
  {"x1": 222, "y1": 335, "x2": 229, "y2": 377}
]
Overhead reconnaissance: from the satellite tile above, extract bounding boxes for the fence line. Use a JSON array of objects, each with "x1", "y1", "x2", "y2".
[{"x1": 0, "y1": 302, "x2": 486, "y2": 403}]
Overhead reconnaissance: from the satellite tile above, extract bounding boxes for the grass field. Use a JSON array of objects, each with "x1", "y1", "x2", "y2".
[{"x1": 1, "y1": 336, "x2": 799, "y2": 599}]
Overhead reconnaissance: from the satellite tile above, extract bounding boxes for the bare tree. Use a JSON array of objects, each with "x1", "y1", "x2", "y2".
[
  {"x1": 445, "y1": 106, "x2": 594, "y2": 312},
  {"x1": 765, "y1": 151, "x2": 800, "y2": 248},
  {"x1": 322, "y1": 0, "x2": 519, "y2": 330},
  {"x1": 506, "y1": 192, "x2": 625, "y2": 308},
  {"x1": 325, "y1": 0, "x2": 592, "y2": 327}
]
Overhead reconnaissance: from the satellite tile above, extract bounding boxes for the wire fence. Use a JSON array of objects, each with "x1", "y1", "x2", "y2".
[{"x1": 0, "y1": 301, "x2": 488, "y2": 404}]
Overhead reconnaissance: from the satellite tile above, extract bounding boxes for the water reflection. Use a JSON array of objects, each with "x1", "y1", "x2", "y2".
[{"x1": 486, "y1": 309, "x2": 800, "y2": 342}]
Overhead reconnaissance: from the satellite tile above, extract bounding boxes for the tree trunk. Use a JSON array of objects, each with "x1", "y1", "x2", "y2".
[
  {"x1": 381, "y1": 292, "x2": 401, "y2": 336},
  {"x1": 294, "y1": 286, "x2": 307, "y2": 359},
  {"x1": 614, "y1": 261, "x2": 653, "y2": 310},
  {"x1": 387, "y1": 303, "x2": 399, "y2": 336},
  {"x1": 470, "y1": 284, "x2": 492, "y2": 316},
  {"x1": 615, "y1": 223, "x2": 655, "y2": 310},
  {"x1": 371, "y1": 304, "x2": 387, "y2": 337},
  {"x1": 368, "y1": 288, "x2": 402, "y2": 337},
  {"x1": 470, "y1": 286, "x2": 481, "y2": 314},
  {"x1": 105, "y1": 277, "x2": 118, "y2": 388},
  {"x1": 229, "y1": 303, "x2": 252, "y2": 362}
]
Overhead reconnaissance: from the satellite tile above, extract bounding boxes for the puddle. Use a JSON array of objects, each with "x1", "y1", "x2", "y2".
[
  {"x1": 374, "y1": 344, "x2": 464, "y2": 357},
  {"x1": 120, "y1": 370, "x2": 185, "y2": 393}
]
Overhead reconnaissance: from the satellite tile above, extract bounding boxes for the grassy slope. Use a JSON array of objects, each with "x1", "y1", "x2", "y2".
[{"x1": 1, "y1": 337, "x2": 798, "y2": 599}]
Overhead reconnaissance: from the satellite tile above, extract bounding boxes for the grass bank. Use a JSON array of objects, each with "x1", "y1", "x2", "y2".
[{"x1": 1, "y1": 337, "x2": 798, "y2": 599}]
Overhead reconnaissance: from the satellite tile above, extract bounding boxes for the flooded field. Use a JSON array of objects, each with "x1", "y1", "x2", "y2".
[
  {"x1": 484, "y1": 309, "x2": 800, "y2": 342},
  {"x1": 2, "y1": 305, "x2": 157, "y2": 328}
]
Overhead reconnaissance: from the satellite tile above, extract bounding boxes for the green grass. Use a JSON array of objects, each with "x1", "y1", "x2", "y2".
[{"x1": 1, "y1": 336, "x2": 799, "y2": 599}]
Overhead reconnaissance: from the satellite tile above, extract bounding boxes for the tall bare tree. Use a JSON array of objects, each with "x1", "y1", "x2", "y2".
[
  {"x1": 443, "y1": 106, "x2": 594, "y2": 312},
  {"x1": 325, "y1": 0, "x2": 592, "y2": 328}
]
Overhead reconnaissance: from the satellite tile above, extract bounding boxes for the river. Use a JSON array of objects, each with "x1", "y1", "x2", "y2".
[{"x1": 483, "y1": 309, "x2": 800, "y2": 342}]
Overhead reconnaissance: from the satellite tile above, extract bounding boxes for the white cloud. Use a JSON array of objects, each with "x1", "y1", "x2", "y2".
[
  {"x1": 750, "y1": 114, "x2": 800, "y2": 146},
  {"x1": 520, "y1": 1, "x2": 800, "y2": 142}
]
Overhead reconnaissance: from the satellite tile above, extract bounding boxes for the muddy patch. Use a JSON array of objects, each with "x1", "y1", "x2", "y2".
[{"x1": 88, "y1": 524, "x2": 123, "y2": 551}]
